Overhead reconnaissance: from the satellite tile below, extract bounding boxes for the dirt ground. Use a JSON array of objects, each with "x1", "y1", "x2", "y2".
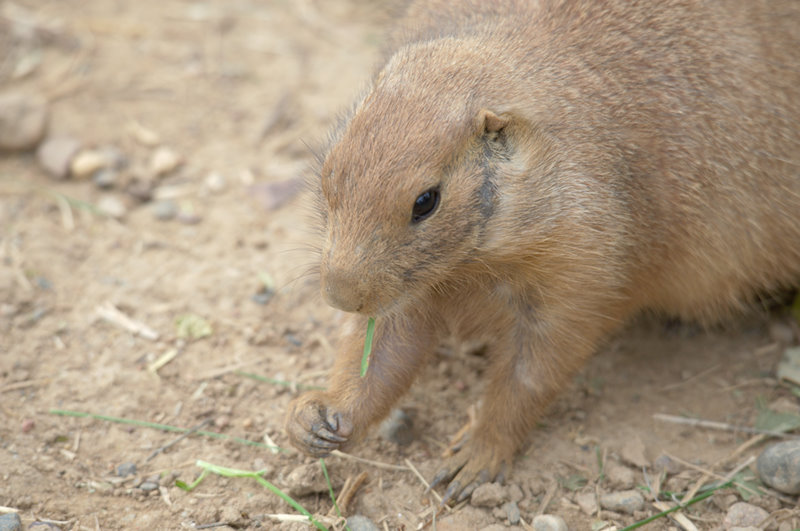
[{"x1": 1, "y1": 1, "x2": 799, "y2": 530}]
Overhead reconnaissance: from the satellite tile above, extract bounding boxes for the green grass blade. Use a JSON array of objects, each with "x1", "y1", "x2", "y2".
[
  {"x1": 49, "y1": 409, "x2": 283, "y2": 452},
  {"x1": 194, "y1": 460, "x2": 329, "y2": 531},
  {"x1": 360, "y1": 317, "x2": 376, "y2": 378},
  {"x1": 619, "y1": 481, "x2": 730, "y2": 531}
]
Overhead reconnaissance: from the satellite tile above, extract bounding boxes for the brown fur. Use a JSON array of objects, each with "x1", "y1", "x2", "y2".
[{"x1": 285, "y1": 0, "x2": 800, "y2": 498}]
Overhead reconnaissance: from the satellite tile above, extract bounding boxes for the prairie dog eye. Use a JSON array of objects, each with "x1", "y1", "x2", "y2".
[{"x1": 411, "y1": 188, "x2": 440, "y2": 223}]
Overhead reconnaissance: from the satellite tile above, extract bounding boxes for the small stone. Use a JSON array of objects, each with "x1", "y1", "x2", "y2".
[
  {"x1": 532, "y1": 514, "x2": 568, "y2": 531},
  {"x1": 285, "y1": 462, "x2": 334, "y2": 497},
  {"x1": 70, "y1": 149, "x2": 108, "y2": 179},
  {"x1": 205, "y1": 172, "x2": 225, "y2": 192},
  {"x1": 20, "y1": 418, "x2": 34, "y2": 433},
  {"x1": 97, "y1": 196, "x2": 127, "y2": 219},
  {"x1": 507, "y1": 483, "x2": 523, "y2": 503},
  {"x1": 605, "y1": 460, "x2": 635, "y2": 488},
  {"x1": 599, "y1": 490, "x2": 645, "y2": 514},
  {"x1": 471, "y1": 482, "x2": 507, "y2": 508},
  {"x1": 214, "y1": 415, "x2": 230, "y2": 429},
  {"x1": 150, "y1": 146, "x2": 182, "y2": 177},
  {"x1": 139, "y1": 481, "x2": 159, "y2": 492},
  {"x1": 575, "y1": 490, "x2": 598, "y2": 515},
  {"x1": 723, "y1": 502, "x2": 769, "y2": 529},
  {"x1": 653, "y1": 454, "x2": 681, "y2": 475},
  {"x1": 126, "y1": 176, "x2": 155, "y2": 202},
  {"x1": 620, "y1": 436, "x2": 649, "y2": 468},
  {"x1": 0, "y1": 512, "x2": 21, "y2": 531},
  {"x1": 92, "y1": 168, "x2": 118, "y2": 189},
  {"x1": 152, "y1": 200, "x2": 177, "y2": 221},
  {"x1": 756, "y1": 440, "x2": 800, "y2": 495},
  {"x1": 345, "y1": 515, "x2": 379, "y2": 531},
  {"x1": 0, "y1": 91, "x2": 48, "y2": 151},
  {"x1": 502, "y1": 501, "x2": 520, "y2": 525},
  {"x1": 378, "y1": 408, "x2": 414, "y2": 446},
  {"x1": 116, "y1": 462, "x2": 137, "y2": 477},
  {"x1": 479, "y1": 525, "x2": 507, "y2": 531},
  {"x1": 37, "y1": 136, "x2": 82, "y2": 179}
]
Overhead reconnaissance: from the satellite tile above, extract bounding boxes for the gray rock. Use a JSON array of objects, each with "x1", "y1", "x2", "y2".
[
  {"x1": 345, "y1": 515, "x2": 379, "y2": 531},
  {"x1": 757, "y1": 440, "x2": 800, "y2": 495},
  {"x1": 92, "y1": 168, "x2": 118, "y2": 189},
  {"x1": 36, "y1": 136, "x2": 82, "y2": 179},
  {"x1": 0, "y1": 512, "x2": 21, "y2": 531},
  {"x1": 0, "y1": 91, "x2": 48, "y2": 151},
  {"x1": 502, "y1": 501, "x2": 520, "y2": 525},
  {"x1": 723, "y1": 502, "x2": 769, "y2": 529},
  {"x1": 152, "y1": 200, "x2": 178, "y2": 221},
  {"x1": 470, "y1": 482, "x2": 507, "y2": 507},
  {"x1": 599, "y1": 490, "x2": 644, "y2": 514},
  {"x1": 139, "y1": 481, "x2": 159, "y2": 492},
  {"x1": 532, "y1": 514, "x2": 568, "y2": 531},
  {"x1": 378, "y1": 408, "x2": 414, "y2": 446},
  {"x1": 116, "y1": 461, "x2": 137, "y2": 477}
]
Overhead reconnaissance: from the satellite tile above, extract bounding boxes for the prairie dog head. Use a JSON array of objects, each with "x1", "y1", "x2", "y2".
[{"x1": 316, "y1": 42, "x2": 546, "y2": 316}]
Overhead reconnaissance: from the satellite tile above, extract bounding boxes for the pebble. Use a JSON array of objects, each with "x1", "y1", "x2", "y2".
[
  {"x1": 722, "y1": 502, "x2": 769, "y2": 529},
  {"x1": 205, "y1": 172, "x2": 225, "y2": 192},
  {"x1": 0, "y1": 91, "x2": 48, "y2": 151},
  {"x1": 92, "y1": 168, "x2": 118, "y2": 189},
  {"x1": 502, "y1": 501, "x2": 520, "y2": 525},
  {"x1": 116, "y1": 462, "x2": 137, "y2": 477},
  {"x1": 36, "y1": 136, "x2": 82, "y2": 179},
  {"x1": 97, "y1": 196, "x2": 127, "y2": 219},
  {"x1": 152, "y1": 199, "x2": 178, "y2": 221},
  {"x1": 605, "y1": 460, "x2": 635, "y2": 488},
  {"x1": 150, "y1": 146, "x2": 182, "y2": 177},
  {"x1": 507, "y1": 483, "x2": 523, "y2": 502},
  {"x1": 653, "y1": 453, "x2": 681, "y2": 475},
  {"x1": 471, "y1": 482, "x2": 507, "y2": 507},
  {"x1": 575, "y1": 490, "x2": 598, "y2": 515},
  {"x1": 756, "y1": 440, "x2": 800, "y2": 495},
  {"x1": 0, "y1": 513, "x2": 21, "y2": 531},
  {"x1": 70, "y1": 149, "x2": 108, "y2": 179},
  {"x1": 378, "y1": 408, "x2": 414, "y2": 446},
  {"x1": 532, "y1": 514, "x2": 568, "y2": 531},
  {"x1": 620, "y1": 437, "x2": 649, "y2": 468},
  {"x1": 345, "y1": 515, "x2": 379, "y2": 531},
  {"x1": 20, "y1": 418, "x2": 35, "y2": 433},
  {"x1": 599, "y1": 490, "x2": 644, "y2": 514},
  {"x1": 284, "y1": 462, "x2": 333, "y2": 497},
  {"x1": 139, "y1": 481, "x2": 159, "y2": 492}
]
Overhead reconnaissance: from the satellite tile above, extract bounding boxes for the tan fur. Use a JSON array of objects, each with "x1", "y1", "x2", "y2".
[{"x1": 286, "y1": 0, "x2": 800, "y2": 496}]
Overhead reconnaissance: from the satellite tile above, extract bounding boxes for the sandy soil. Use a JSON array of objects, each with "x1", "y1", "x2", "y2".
[{"x1": 1, "y1": 1, "x2": 798, "y2": 529}]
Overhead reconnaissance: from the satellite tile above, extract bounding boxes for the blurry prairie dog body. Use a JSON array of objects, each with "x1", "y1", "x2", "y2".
[{"x1": 286, "y1": 0, "x2": 800, "y2": 498}]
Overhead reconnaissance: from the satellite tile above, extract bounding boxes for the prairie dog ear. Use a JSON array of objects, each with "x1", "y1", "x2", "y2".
[{"x1": 477, "y1": 109, "x2": 509, "y2": 134}]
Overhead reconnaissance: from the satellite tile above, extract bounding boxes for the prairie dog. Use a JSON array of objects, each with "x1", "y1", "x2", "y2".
[{"x1": 285, "y1": 0, "x2": 800, "y2": 502}]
